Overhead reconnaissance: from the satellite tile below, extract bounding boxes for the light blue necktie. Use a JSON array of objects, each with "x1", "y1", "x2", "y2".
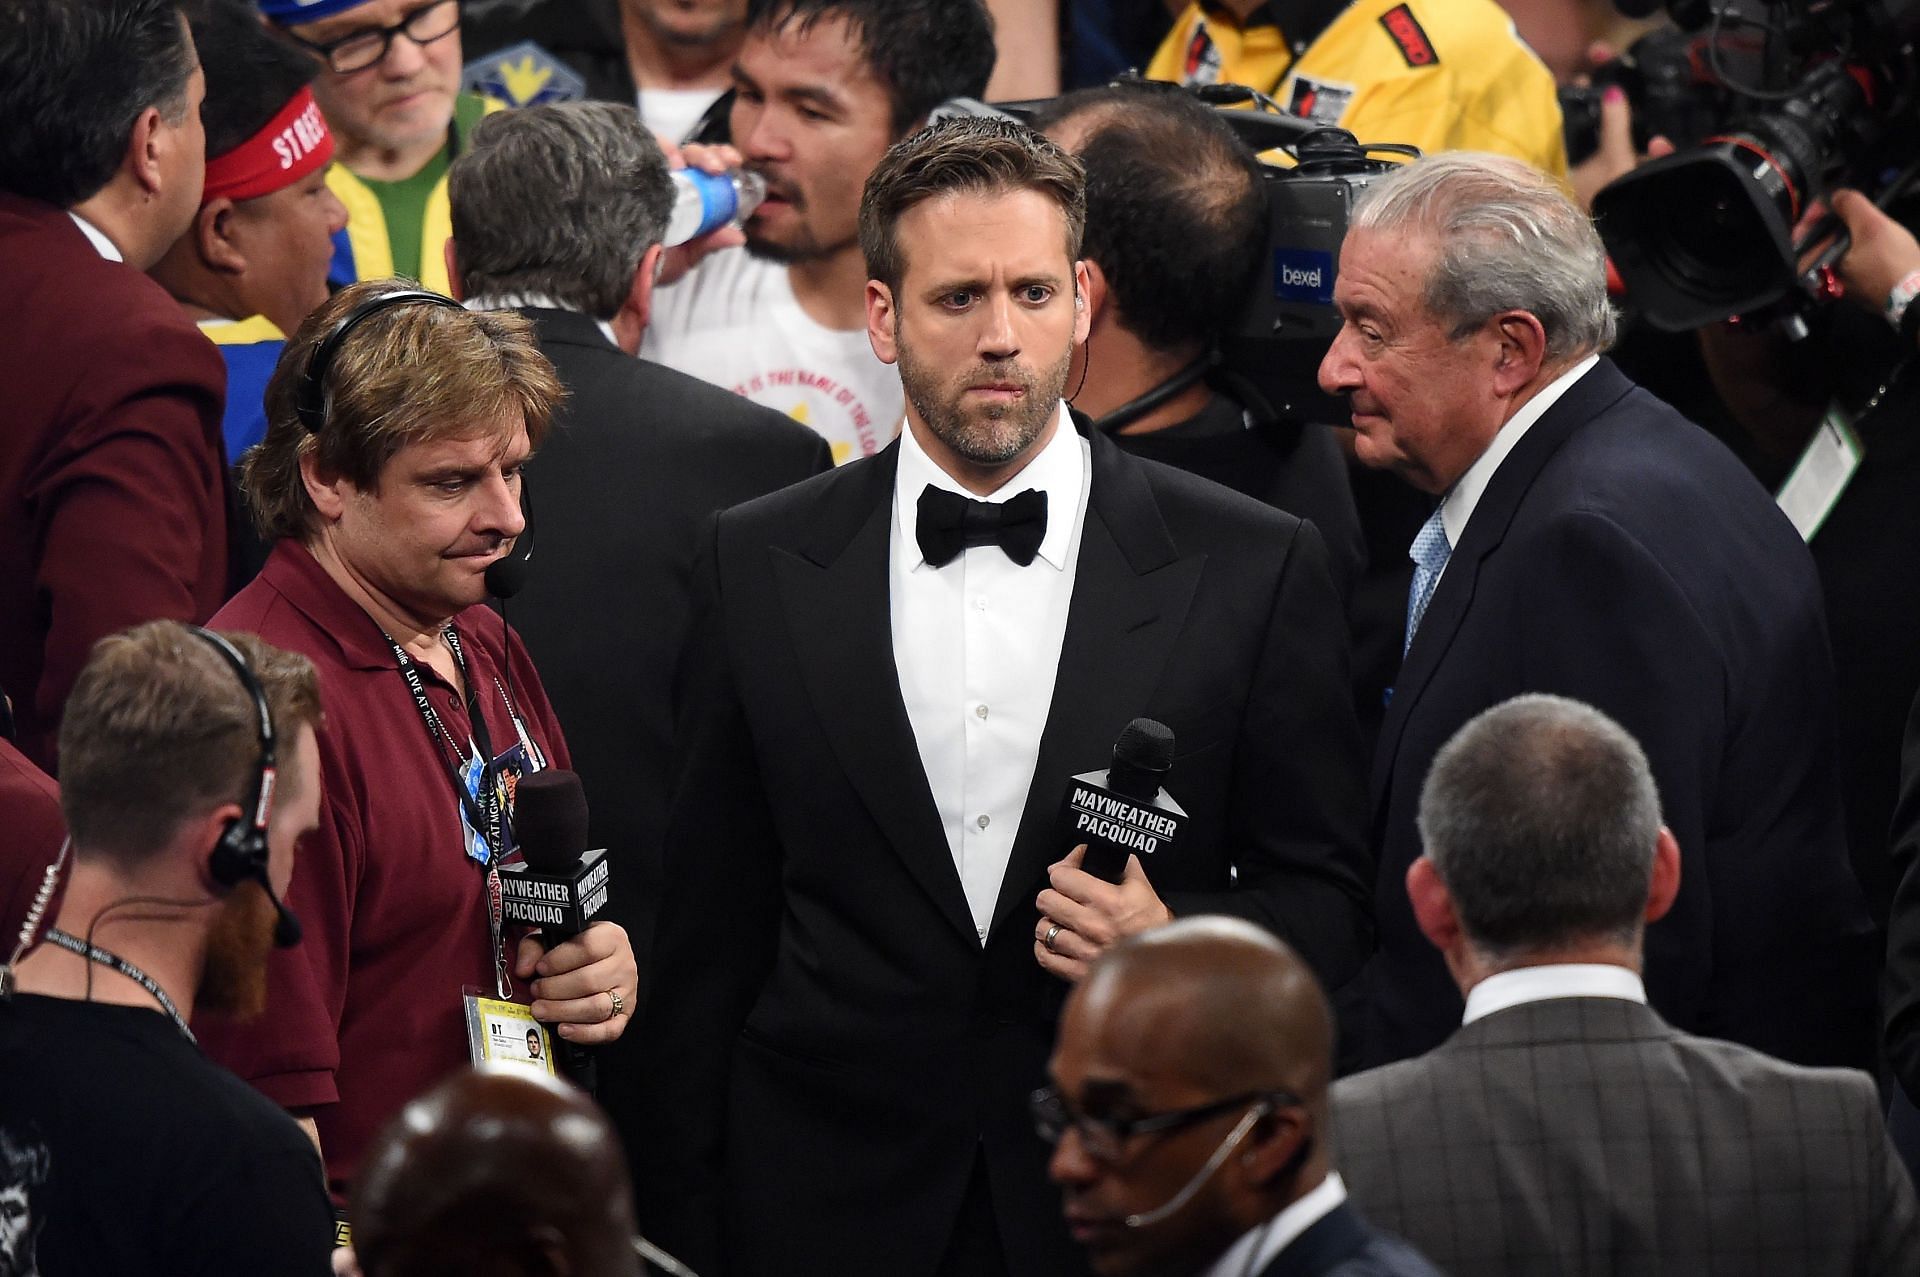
[{"x1": 1405, "y1": 504, "x2": 1452, "y2": 655}]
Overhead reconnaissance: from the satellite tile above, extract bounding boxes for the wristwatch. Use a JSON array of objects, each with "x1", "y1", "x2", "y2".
[{"x1": 1884, "y1": 267, "x2": 1920, "y2": 338}]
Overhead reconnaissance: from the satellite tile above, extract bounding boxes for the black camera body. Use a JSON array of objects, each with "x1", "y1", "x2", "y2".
[
  {"x1": 1212, "y1": 125, "x2": 1417, "y2": 424},
  {"x1": 1592, "y1": 0, "x2": 1920, "y2": 331},
  {"x1": 1560, "y1": 28, "x2": 1729, "y2": 166}
]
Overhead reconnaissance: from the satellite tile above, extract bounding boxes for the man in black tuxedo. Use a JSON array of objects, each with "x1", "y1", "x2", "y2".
[
  {"x1": 636, "y1": 117, "x2": 1371, "y2": 1277},
  {"x1": 1321, "y1": 152, "x2": 1875, "y2": 1071},
  {"x1": 444, "y1": 102, "x2": 831, "y2": 1005}
]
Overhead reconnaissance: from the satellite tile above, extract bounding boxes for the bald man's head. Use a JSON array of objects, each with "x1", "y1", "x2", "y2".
[
  {"x1": 351, "y1": 1067, "x2": 644, "y2": 1277},
  {"x1": 1080, "y1": 917, "x2": 1333, "y2": 1105},
  {"x1": 1046, "y1": 917, "x2": 1335, "y2": 1276}
]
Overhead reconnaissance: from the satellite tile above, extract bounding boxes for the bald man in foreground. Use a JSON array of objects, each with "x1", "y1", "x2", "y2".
[
  {"x1": 351, "y1": 1067, "x2": 681, "y2": 1277},
  {"x1": 1042, "y1": 918, "x2": 1439, "y2": 1277}
]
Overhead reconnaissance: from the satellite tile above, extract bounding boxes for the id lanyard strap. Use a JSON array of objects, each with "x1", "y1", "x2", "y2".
[
  {"x1": 387, "y1": 628, "x2": 512, "y2": 998},
  {"x1": 43, "y1": 928, "x2": 195, "y2": 1043}
]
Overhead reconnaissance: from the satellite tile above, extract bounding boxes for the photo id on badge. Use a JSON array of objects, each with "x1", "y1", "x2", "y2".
[{"x1": 463, "y1": 990, "x2": 556, "y2": 1075}]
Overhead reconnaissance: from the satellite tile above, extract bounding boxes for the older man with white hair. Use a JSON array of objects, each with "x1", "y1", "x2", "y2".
[{"x1": 1323, "y1": 151, "x2": 1875, "y2": 1073}]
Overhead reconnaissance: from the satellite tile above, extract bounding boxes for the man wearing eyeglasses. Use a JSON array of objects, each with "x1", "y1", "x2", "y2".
[
  {"x1": 1041, "y1": 917, "x2": 1438, "y2": 1277},
  {"x1": 258, "y1": 0, "x2": 497, "y2": 296}
]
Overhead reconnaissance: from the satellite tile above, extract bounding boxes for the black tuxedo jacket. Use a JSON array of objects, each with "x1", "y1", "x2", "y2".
[
  {"x1": 635, "y1": 418, "x2": 1371, "y2": 1277},
  {"x1": 1363, "y1": 358, "x2": 1875, "y2": 1069},
  {"x1": 507, "y1": 306, "x2": 828, "y2": 978}
]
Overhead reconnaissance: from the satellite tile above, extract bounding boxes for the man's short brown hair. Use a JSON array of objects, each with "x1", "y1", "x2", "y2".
[
  {"x1": 58, "y1": 622, "x2": 322, "y2": 867},
  {"x1": 242, "y1": 281, "x2": 564, "y2": 541},
  {"x1": 858, "y1": 116, "x2": 1086, "y2": 293}
]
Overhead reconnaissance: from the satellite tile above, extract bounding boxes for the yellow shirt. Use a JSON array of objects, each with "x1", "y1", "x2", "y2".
[{"x1": 1147, "y1": 0, "x2": 1567, "y2": 178}]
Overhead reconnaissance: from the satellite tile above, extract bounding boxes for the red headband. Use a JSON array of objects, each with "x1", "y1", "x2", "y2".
[{"x1": 201, "y1": 86, "x2": 334, "y2": 204}]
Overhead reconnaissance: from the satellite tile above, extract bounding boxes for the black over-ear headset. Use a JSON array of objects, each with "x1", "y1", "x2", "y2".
[
  {"x1": 295, "y1": 288, "x2": 465, "y2": 433},
  {"x1": 187, "y1": 627, "x2": 303, "y2": 948},
  {"x1": 294, "y1": 288, "x2": 536, "y2": 599}
]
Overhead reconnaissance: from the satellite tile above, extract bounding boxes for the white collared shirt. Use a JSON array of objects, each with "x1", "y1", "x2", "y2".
[
  {"x1": 1462, "y1": 963, "x2": 1648, "y2": 1025},
  {"x1": 890, "y1": 404, "x2": 1090, "y2": 942},
  {"x1": 1434, "y1": 354, "x2": 1600, "y2": 582},
  {"x1": 67, "y1": 211, "x2": 122, "y2": 263},
  {"x1": 465, "y1": 292, "x2": 621, "y2": 350},
  {"x1": 1203, "y1": 1174, "x2": 1350, "y2": 1277}
]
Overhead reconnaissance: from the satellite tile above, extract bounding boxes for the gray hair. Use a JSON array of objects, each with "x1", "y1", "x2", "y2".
[
  {"x1": 449, "y1": 102, "x2": 673, "y2": 320},
  {"x1": 1417, "y1": 694, "x2": 1662, "y2": 959},
  {"x1": 1351, "y1": 152, "x2": 1616, "y2": 361}
]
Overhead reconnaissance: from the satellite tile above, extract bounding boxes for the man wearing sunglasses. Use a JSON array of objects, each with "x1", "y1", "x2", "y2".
[
  {"x1": 1041, "y1": 917, "x2": 1438, "y2": 1277},
  {"x1": 258, "y1": 0, "x2": 498, "y2": 296}
]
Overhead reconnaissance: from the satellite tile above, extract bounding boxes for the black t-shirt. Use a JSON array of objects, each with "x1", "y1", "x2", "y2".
[
  {"x1": 1107, "y1": 392, "x2": 1366, "y2": 603},
  {"x1": 0, "y1": 994, "x2": 332, "y2": 1276}
]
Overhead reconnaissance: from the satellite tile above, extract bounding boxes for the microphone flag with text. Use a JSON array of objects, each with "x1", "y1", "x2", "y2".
[
  {"x1": 498, "y1": 768, "x2": 610, "y2": 1092},
  {"x1": 1059, "y1": 718, "x2": 1187, "y2": 884}
]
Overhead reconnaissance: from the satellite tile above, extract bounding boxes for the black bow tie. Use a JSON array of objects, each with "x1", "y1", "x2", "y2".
[{"x1": 915, "y1": 485, "x2": 1048, "y2": 567}]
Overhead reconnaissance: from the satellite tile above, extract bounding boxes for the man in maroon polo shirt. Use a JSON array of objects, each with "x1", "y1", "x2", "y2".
[{"x1": 195, "y1": 280, "x2": 638, "y2": 1198}]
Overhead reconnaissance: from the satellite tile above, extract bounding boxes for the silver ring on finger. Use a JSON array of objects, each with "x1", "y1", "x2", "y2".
[
  {"x1": 606, "y1": 988, "x2": 625, "y2": 1021},
  {"x1": 1043, "y1": 922, "x2": 1061, "y2": 953}
]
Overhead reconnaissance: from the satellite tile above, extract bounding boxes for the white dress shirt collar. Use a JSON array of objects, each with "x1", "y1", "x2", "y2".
[
  {"x1": 1462, "y1": 963, "x2": 1647, "y2": 1025},
  {"x1": 67, "y1": 211, "x2": 123, "y2": 263},
  {"x1": 465, "y1": 292, "x2": 622, "y2": 350},
  {"x1": 1203, "y1": 1174, "x2": 1350, "y2": 1277},
  {"x1": 1440, "y1": 353, "x2": 1599, "y2": 550},
  {"x1": 895, "y1": 403, "x2": 1083, "y2": 572}
]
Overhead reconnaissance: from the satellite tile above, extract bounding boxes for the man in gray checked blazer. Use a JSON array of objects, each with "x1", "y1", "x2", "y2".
[{"x1": 1334, "y1": 693, "x2": 1920, "y2": 1276}]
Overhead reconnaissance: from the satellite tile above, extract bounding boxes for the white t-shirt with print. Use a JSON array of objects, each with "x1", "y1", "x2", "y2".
[{"x1": 643, "y1": 246, "x2": 903, "y2": 464}]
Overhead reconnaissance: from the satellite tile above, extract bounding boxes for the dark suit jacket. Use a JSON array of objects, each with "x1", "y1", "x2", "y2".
[
  {"x1": 1881, "y1": 687, "x2": 1920, "y2": 1108},
  {"x1": 1364, "y1": 358, "x2": 1874, "y2": 1069},
  {"x1": 1257, "y1": 1201, "x2": 1442, "y2": 1277},
  {"x1": 0, "y1": 193, "x2": 229, "y2": 770},
  {"x1": 1334, "y1": 997, "x2": 1920, "y2": 1276},
  {"x1": 636, "y1": 420, "x2": 1372, "y2": 1277},
  {"x1": 507, "y1": 306, "x2": 829, "y2": 965}
]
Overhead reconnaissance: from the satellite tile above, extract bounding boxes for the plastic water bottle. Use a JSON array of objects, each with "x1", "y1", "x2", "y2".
[{"x1": 663, "y1": 169, "x2": 767, "y2": 246}]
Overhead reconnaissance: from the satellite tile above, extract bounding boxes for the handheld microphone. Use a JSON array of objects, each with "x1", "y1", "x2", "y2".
[
  {"x1": 1060, "y1": 719, "x2": 1187, "y2": 884},
  {"x1": 498, "y1": 768, "x2": 610, "y2": 1092},
  {"x1": 484, "y1": 479, "x2": 535, "y2": 600}
]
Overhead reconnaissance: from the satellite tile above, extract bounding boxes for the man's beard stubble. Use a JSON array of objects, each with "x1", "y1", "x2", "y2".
[
  {"x1": 895, "y1": 322, "x2": 1076, "y2": 467},
  {"x1": 196, "y1": 881, "x2": 277, "y2": 1020}
]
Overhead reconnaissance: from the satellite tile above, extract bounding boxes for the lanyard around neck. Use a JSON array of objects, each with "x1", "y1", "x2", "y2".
[
  {"x1": 43, "y1": 928, "x2": 195, "y2": 1043},
  {"x1": 387, "y1": 626, "x2": 503, "y2": 862}
]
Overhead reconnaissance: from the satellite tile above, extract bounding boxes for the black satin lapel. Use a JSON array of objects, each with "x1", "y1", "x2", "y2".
[
  {"x1": 989, "y1": 507, "x2": 1204, "y2": 934},
  {"x1": 772, "y1": 504, "x2": 979, "y2": 946}
]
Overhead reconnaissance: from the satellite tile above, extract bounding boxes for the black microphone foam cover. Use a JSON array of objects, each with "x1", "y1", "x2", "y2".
[
  {"x1": 272, "y1": 901, "x2": 303, "y2": 948},
  {"x1": 484, "y1": 552, "x2": 530, "y2": 600},
  {"x1": 514, "y1": 769, "x2": 590, "y2": 872},
  {"x1": 1109, "y1": 718, "x2": 1175, "y2": 799}
]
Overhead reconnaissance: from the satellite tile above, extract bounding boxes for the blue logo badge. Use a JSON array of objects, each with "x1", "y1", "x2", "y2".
[{"x1": 1273, "y1": 248, "x2": 1336, "y2": 304}]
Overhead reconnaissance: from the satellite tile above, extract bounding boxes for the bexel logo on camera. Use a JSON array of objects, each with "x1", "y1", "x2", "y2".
[{"x1": 1273, "y1": 249, "x2": 1336, "y2": 303}]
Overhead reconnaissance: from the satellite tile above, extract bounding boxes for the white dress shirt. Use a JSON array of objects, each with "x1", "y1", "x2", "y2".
[
  {"x1": 67, "y1": 211, "x2": 122, "y2": 262},
  {"x1": 1462, "y1": 962, "x2": 1648, "y2": 1024},
  {"x1": 1203, "y1": 1173, "x2": 1350, "y2": 1277},
  {"x1": 890, "y1": 404, "x2": 1090, "y2": 942},
  {"x1": 1434, "y1": 353, "x2": 1599, "y2": 584}
]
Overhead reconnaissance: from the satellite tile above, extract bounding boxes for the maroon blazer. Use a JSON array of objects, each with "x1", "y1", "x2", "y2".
[
  {"x1": 0, "y1": 736, "x2": 64, "y2": 945},
  {"x1": 0, "y1": 193, "x2": 229, "y2": 770}
]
